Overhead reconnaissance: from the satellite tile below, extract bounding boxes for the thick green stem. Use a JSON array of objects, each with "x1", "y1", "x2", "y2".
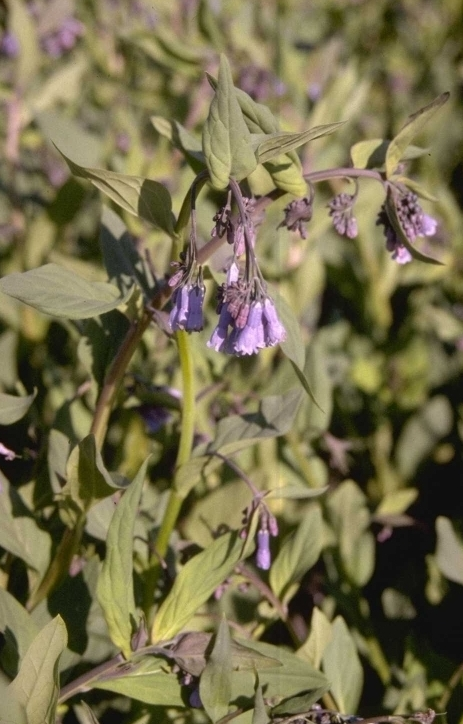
[{"x1": 144, "y1": 330, "x2": 197, "y2": 621}]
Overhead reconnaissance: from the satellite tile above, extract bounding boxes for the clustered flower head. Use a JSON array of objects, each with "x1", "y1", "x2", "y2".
[
  {"x1": 169, "y1": 179, "x2": 287, "y2": 357},
  {"x1": 376, "y1": 190, "x2": 438, "y2": 264},
  {"x1": 278, "y1": 195, "x2": 314, "y2": 239},
  {"x1": 327, "y1": 191, "x2": 358, "y2": 239},
  {"x1": 40, "y1": 16, "x2": 84, "y2": 58}
]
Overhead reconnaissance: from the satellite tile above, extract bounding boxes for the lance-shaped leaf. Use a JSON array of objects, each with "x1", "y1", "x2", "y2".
[
  {"x1": 0, "y1": 264, "x2": 133, "y2": 319},
  {"x1": 200, "y1": 618, "x2": 232, "y2": 723},
  {"x1": 350, "y1": 139, "x2": 430, "y2": 170},
  {"x1": 202, "y1": 54, "x2": 257, "y2": 189},
  {"x1": 270, "y1": 506, "x2": 323, "y2": 603},
  {"x1": 8, "y1": 615, "x2": 67, "y2": 724},
  {"x1": 252, "y1": 679, "x2": 270, "y2": 724},
  {"x1": 266, "y1": 485, "x2": 328, "y2": 501},
  {"x1": 57, "y1": 149, "x2": 176, "y2": 235},
  {"x1": 435, "y1": 516, "x2": 463, "y2": 585},
  {"x1": 322, "y1": 616, "x2": 363, "y2": 713},
  {"x1": 254, "y1": 122, "x2": 345, "y2": 164},
  {"x1": 97, "y1": 457, "x2": 150, "y2": 659},
  {"x1": 152, "y1": 526, "x2": 257, "y2": 642},
  {"x1": 92, "y1": 655, "x2": 185, "y2": 706},
  {"x1": 385, "y1": 92, "x2": 449, "y2": 178},
  {"x1": 385, "y1": 190, "x2": 443, "y2": 265},
  {"x1": 0, "y1": 390, "x2": 36, "y2": 425},
  {"x1": 60, "y1": 434, "x2": 122, "y2": 515}
]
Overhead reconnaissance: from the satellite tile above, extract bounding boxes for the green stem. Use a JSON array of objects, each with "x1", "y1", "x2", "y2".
[{"x1": 144, "y1": 330, "x2": 197, "y2": 620}]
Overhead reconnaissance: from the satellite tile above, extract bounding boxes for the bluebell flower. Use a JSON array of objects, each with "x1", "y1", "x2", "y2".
[
  {"x1": 169, "y1": 282, "x2": 205, "y2": 333},
  {"x1": 256, "y1": 529, "x2": 271, "y2": 570},
  {"x1": 262, "y1": 298, "x2": 287, "y2": 346},
  {"x1": 328, "y1": 193, "x2": 358, "y2": 239},
  {"x1": 227, "y1": 301, "x2": 266, "y2": 355},
  {"x1": 0, "y1": 31, "x2": 20, "y2": 57}
]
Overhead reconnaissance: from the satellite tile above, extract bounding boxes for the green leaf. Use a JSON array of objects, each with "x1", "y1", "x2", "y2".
[
  {"x1": 0, "y1": 264, "x2": 133, "y2": 319},
  {"x1": 152, "y1": 529, "x2": 256, "y2": 642},
  {"x1": 385, "y1": 93, "x2": 449, "y2": 178},
  {"x1": 385, "y1": 191, "x2": 443, "y2": 265},
  {"x1": 0, "y1": 588, "x2": 39, "y2": 678},
  {"x1": 252, "y1": 680, "x2": 269, "y2": 724},
  {"x1": 202, "y1": 54, "x2": 257, "y2": 189},
  {"x1": 60, "y1": 434, "x2": 121, "y2": 515},
  {"x1": 200, "y1": 618, "x2": 232, "y2": 723},
  {"x1": 9, "y1": 615, "x2": 67, "y2": 724},
  {"x1": 322, "y1": 616, "x2": 363, "y2": 713},
  {"x1": 302, "y1": 335, "x2": 333, "y2": 435},
  {"x1": 270, "y1": 506, "x2": 323, "y2": 603},
  {"x1": 97, "y1": 457, "x2": 150, "y2": 659},
  {"x1": 255, "y1": 123, "x2": 345, "y2": 163},
  {"x1": 0, "y1": 473, "x2": 52, "y2": 576},
  {"x1": 298, "y1": 607, "x2": 333, "y2": 669},
  {"x1": 435, "y1": 517, "x2": 463, "y2": 585},
  {"x1": 57, "y1": 149, "x2": 176, "y2": 235},
  {"x1": 266, "y1": 485, "x2": 328, "y2": 501},
  {"x1": 92, "y1": 655, "x2": 185, "y2": 706},
  {"x1": 151, "y1": 116, "x2": 205, "y2": 172},
  {"x1": 0, "y1": 390, "x2": 36, "y2": 425},
  {"x1": 77, "y1": 702, "x2": 102, "y2": 724},
  {"x1": 350, "y1": 139, "x2": 390, "y2": 169}
]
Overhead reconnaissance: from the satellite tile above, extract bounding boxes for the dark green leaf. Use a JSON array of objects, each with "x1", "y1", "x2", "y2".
[
  {"x1": 202, "y1": 55, "x2": 257, "y2": 188},
  {"x1": 0, "y1": 264, "x2": 133, "y2": 319},
  {"x1": 200, "y1": 618, "x2": 232, "y2": 723},
  {"x1": 97, "y1": 457, "x2": 150, "y2": 659}
]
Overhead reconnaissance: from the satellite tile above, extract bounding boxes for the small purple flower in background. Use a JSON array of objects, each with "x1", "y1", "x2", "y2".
[
  {"x1": 169, "y1": 280, "x2": 205, "y2": 333},
  {"x1": 0, "y1": 442, "x2": 17, "y2": 461},
  {"x1": 376, "y1": 191, "x2": 438, "y2": 264},
  {"x1": 41, "y1": 16, "x2": 84, "y2": 58},
  {"x1": 328, "y1": 192, "x2": 358, "y2": 239},
  {"x1": 0, "y1": 31, "x2": 20, "y2": 57},
  {"x1": 278, "y1": 195, "x2": 313, "y2": 239}
]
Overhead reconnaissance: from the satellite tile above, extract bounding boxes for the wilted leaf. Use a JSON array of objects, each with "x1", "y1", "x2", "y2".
[
  {"x1": 0, "y1": 390, "x2": 36, "y2": 425},
  {"x1": 9, "y1": 615, "x2": 67, "y2": 724},
  {"x1": 0, "y1": 264, "x2": 133, "y2": 319},
  {"x1": 57, "y1": 150, "x2": 176, "y2": 235},
  {"x1": 202, "y1": 54, "x2": 257, "y2": 188},
  {"x1": 97, "y1": 457, "x2": 150, "y2": 658},
  {"x1": 322, "y1": 616, "x2": 363, "y2": 713},
  {"x1": 200, "y1": 618, "x2": 232, "y2": 723}
]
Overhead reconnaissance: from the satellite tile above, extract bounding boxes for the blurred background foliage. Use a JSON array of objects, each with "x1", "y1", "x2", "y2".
[{"x1": 1, "y1": 0, "x2": 463, "y2": 722}]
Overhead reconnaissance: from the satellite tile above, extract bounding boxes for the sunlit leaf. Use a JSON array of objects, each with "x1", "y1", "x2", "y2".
[
  {"x1": 57, "y1": 149, "x2": 176, "y2": 235},
  {"x1": 298, "y1": 607, "x2": 333, "y2": 670},
  {"x1": 435, "y1": 516, "x2": 463, "y2": 585},
  {"x1": 202, "y1": 54, "x2": 257, "y2": 188},
  {"x1": 9, "y1": 615, "x2": 67, "y2": 724},
  {"x1": 0, "y1": 588, "x2": 39, "y2": 678},
  {"x1": 0, "y1": 264, "x2": 133, "y2": 319},
  {"x1": 255, "y1": 122, "x2": 345, "y2": 163},
  {"x1": 0, "y1": 390, "x2": 36, "y2": 425},
  {"x1": 322, "y1": 616, "x2": 363, "y2": 713}
]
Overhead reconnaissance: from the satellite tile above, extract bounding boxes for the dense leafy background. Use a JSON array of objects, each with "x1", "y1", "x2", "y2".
[{"x1": 1, "y1": 1, "x2": 463, "y2": 723}]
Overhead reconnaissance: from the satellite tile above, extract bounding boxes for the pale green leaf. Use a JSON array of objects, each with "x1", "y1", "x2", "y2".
[
  {"x1": 302, "y1": 335, "x2": 333, "y2": 435},
  {"x1": 298, "y1": 607, "x2": 333, "y2": 669},
  {"x1": 152, "y1": 530, "x2": 255, "y2": 642},
  {"x1": 92, "y1": 656, "x2": 184, "y2": 706},
  {"x1": 270, "y1": 506, "x2": 323, "y2": 602},
  {"x1": 77, "y1": 702, "x2": 102, "y2": 724},
  {"x1": 395, "y1": 396, "x2": 452, "y2": 480},
  {"x1": 255, "y1": 123, "x2": 345, "y2": 163},
  {"x1": 202, "y1": 54, "x2": 257, "y2": 188},
  {"x1": 0, "y1": 588, "x2": 39, "y2": 678},
  {"x1": 0, "y1": 473, "x2": 52, "y2": 576},
  {"x1": 266, "y1": 485, "x2": 328, "y2": 501},
  {"x1": 6, "y1": 0, "x2": 40, "y2": 90},
  {"x1": 435, "y1": 516, "x2": 463, "y2": 585},
  {"x1": 0, "y1": 264, "x2": 133, "y2": 319},
  {"x1": 9, "y1": 615, "x2": 67, "y2": 724},
  {"x1": 385, "y1": 93, "x2": 449, "y2": 178},
  {"x1": 151, "y1": 116, "x2": 205, "y2": 171},
  {"x1": 57, "y1": 149, "x2": 176, "y2": 235},
  {"x1": 252, "y1": 681, "x2": 269, "y2": 724},
  {"x1": 322, "y1": 616, "x2": 363, "y2": 713},
  {"x1": 200, "y1": 618, "x2": 232, "y2": 723},
  {"x1": 0, "y1": 390, "x2": 36, "y2": 425},
  {"x1": 97, "y1": 457, "x2": 150, "y2": 658},
  {"x1": 350, "y1": 139, "x2": 389, "y2": 169}
]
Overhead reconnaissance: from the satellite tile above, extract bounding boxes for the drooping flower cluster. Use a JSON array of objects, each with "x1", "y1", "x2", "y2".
[
  {"x1": 376, "y1": 191, "x2": 438, "y2": 264},
  {"x1": 327, "y1": 192, "x2": 358, "y2": 239},
  {"x1": 278, "y1": 195, "x2": 314, "y2": 239},
  {"x1": 211, "y1": 196, "x2": 257, "y2": 257},
  {"x1": 207, "y1": 264, "x2": 286, "y2": 356}
]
